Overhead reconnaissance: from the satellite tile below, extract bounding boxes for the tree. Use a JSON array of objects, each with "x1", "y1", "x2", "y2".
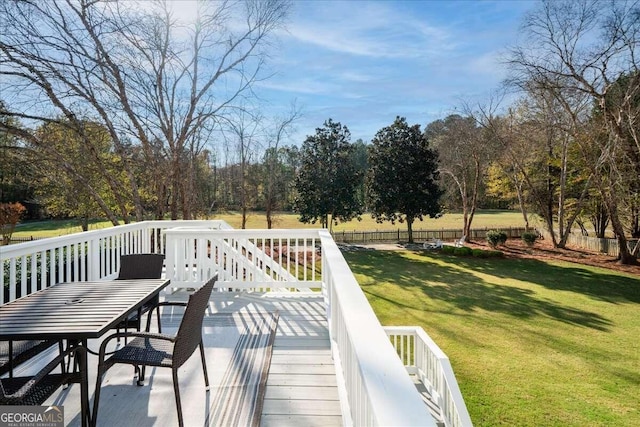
[
  {"x1": 351, "y1": 139, "x2": 370, "y2": 210},
  {"x1": 508, "y1": 0, "x2": 639, "y2": 263},
  {"x1": 30, "y1": 120, "x2": 128, "y2": 229},
  {"x1": 261, "y1": 106, "x2": 301, "y2": 228},
  {"x1": 0, "y1": 202, "x2": 26, "y2": 245},
  {"x1": 0, "y1": 0, "x2": 290, "y2": 221},
  {"x1": 426, "y1": 114, "x2": 492, "y2": 240},
  {"x1": 479, "y1": 93, "x2": 594, "y2": 249},
  {"x1": 483, "y1": 111, "x2": 533, "y2": 229},
  {"x1": 366, "y1": 117, "x2": 442, "y2": 243},
  {"x1": 0, "y1": 104, "x2": 33, "y2": 211},
  {"x1": 222, "y1": 109, "x2": 263, "y2": 229},
  {"x1": 294, "y1": 119, "x2": 363, "y2": 230}
]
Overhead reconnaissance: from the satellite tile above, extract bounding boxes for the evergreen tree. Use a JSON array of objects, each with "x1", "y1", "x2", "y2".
[
  {"x1": 366, "y1": 116, "x2": 442, "y2": 243},
  {"x1": 294, "y1": 119, "x2": 363, "y2": 230}
]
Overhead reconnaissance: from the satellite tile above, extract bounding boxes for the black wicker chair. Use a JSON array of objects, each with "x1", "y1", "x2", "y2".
[
  {"x1": 92, "y1": 274, "x2": 217, "y2": 427},
  {"x1": 116, "y1": 253, "x2": 165, "y2": 336},
  {"x1": 0, "y1": 340, "x2": 62, "y2": 378},
  {"x1": 1, "y1": 345, "x2": 88, "y2": 425}
]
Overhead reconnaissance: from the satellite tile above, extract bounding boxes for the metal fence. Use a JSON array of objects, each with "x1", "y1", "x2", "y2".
[
  {"x1": 8, "y1": 227, "x2": 528, "y2": 246},
  {"x1": 7, "y1": 236, "x2": 44, "y2": 244},
  {"x1": 331, "y1": 227, "x2": 528, "y2": 244}
]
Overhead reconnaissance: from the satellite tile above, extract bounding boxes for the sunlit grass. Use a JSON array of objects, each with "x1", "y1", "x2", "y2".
[
  {"x1": 230, "y1": 209, "x2": 535, "y2": 231},
  {"x1": 343, "y1": 249, "x2": 640, "y2": 427}
]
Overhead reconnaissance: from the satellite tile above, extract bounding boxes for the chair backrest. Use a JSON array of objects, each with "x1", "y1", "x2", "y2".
[
  {"x1": 117, "y1": 254, "x2": 165, "y2": 280},
  {"x1": 173, "y1": 274, "x2": 218, "y2": 368}
]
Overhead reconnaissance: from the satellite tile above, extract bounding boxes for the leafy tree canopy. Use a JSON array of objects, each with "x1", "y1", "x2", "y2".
[
  {"x1": 294, "y1": 119, "x2": 363, "y2": 229},
  {"x1": 366, "y1": 116, "x2": 442, "y2": 242}
]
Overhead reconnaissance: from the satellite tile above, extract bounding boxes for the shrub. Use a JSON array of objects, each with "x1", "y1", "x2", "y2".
[
  {"x1": 442, "y1": 245, "x2": 455, "y2": 254},
  {"x1": 522, "y1": 231, "x2": 538, "y2": 247},
  {"x1": 472, "y1": 248, "x2": 488, "y2": 258},
  {"x1": 471, "y1": 248, "x2": 504, "y2": 258},
  {"x1": 454, "y1": 246, "x2": 473, "y2": 256},
  {"x1": 486, "y1": 230, "x2": 507, "y2": 248}
]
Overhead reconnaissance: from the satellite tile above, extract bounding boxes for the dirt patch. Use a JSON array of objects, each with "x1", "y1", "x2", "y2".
[{"x1": 465, "y1": 238, "x2": 640, "y2": 276}]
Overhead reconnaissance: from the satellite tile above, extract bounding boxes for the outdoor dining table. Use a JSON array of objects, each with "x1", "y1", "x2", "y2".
[{"x1": 0, "y1": 278, "x2": 170, "y2": 426}]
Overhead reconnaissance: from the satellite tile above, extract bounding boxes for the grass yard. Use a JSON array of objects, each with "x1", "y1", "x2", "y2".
[
  {"x1": 12, "y1": 210, "x2": 532, "y2": 238},
  {"x1": 343, "y1": 249, "x2": 640, "y2": 427},
  {"x1": 216, "y1": 209, "x2": 535, "y2": 231}
]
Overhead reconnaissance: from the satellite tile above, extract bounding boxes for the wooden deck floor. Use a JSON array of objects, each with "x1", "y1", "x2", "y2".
[{"x1": 12, "y1": 292, "x2": 342, "y2": 426}]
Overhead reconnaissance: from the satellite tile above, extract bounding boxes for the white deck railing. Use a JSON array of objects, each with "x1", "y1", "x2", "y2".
[
  {"x1": 385, "y1": 326, "x2": 473, "y2": 427},
  {"x1": 0, "y1": 220, "x2": 225, "y2": 303},
  {"x1": 318, "y1": 230, "x2": 436, "y2": 426},
  {"x1": 163, "y1": 227, "x2": 321, "y2": 291},
  {"x1": 1, "y1": 220, "x2": 471, "y2": 426}
]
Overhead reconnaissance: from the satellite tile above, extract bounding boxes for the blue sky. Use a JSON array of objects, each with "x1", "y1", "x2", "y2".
[{"x1": 255, "y1": 0, "x2": 537, "y2": 144}]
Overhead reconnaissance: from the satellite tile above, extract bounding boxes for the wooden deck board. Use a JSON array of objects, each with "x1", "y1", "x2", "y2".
[
  {"x1": 260, "y1": 414, "x2": 343, "y2": 427},
  {"x1": 262, "y1": 398, "x2": 342, "y2": 415},
  {"x1": 7, "y1": 293, "x2": 342, "y2": 426}
]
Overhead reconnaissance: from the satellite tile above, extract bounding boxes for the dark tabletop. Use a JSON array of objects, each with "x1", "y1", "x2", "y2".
[{"x1": 0, "y1": 279, "x2": 170, "y2": 340}]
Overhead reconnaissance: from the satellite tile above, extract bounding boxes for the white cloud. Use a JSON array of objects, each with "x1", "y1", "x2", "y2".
[
  {"x1": 284, "y1": 1, "x2": 456, "y2": 59},
  {"x1": 257, "y1": 78, "x2": 338, "y2": 95}
]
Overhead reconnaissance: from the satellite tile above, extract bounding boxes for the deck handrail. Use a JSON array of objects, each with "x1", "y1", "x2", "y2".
[
  {"x1": 385, "y1": 326, "x2": 473, "y2": 427},
  {"x1": 319, "y1": 230, "x2": 435, "y2": 426},
  {"x1": 0, "y1": 220, "x2": 226, "y2": 303},
  {"x1": 162, "y1": 228, "x2": 321, "y2": 291}
]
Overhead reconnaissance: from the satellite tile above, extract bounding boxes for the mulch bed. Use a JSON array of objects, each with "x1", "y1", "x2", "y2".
[{"x1": 464, "y1": 238, "x2": 640, "y2": 276}]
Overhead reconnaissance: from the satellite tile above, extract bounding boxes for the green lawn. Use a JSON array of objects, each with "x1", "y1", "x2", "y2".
[
  {"x1": 343, "y1": 249, "x2": 640, "y2": 427},
  {"x1": 12, "y1": 210, "x2": 533, "y2": 238}
]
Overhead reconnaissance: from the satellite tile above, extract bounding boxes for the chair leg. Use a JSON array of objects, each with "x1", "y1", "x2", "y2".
[
  {"x1": 145, "y1": 308, "x2": 154, "y2": 332},
  {"x1": 138, "y1": 365, "x2": 146, "y2": 386},
  {"x1": 8, "y1": 341, "x2": 14, "y2": 378},
  {"x1": 172, "y1": 368, "x2": 184, "y2": 427},
  {"x1": 145, "y1": 306, "x2": 162, "y2": 333},
  {"x1": 58, "y1": 341, "x2": 68, "y2": 390},
  {"x1": 58, "y1": 341, "x2": 66, "y2": 374},
  {"x1": 199, "y1": 340, "x2": 209, "y2": 389}
]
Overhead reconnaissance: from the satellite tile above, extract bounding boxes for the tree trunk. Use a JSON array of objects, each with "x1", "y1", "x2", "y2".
[
  {"x1": 241, "y1": 206, "x2": 247, "y2": 229},
  {"x1": 600, "y1": 184, "x2": 635, "y2": 264},
  {"x1": 170, "y1": 154, "x2": 179, "y2": 220},
  {"x1": 591, "y1": 203, "x2": 609, "y2": 238},
  {"x1": 515, "y1": 181, "x2": 529, "y2": 230},
  {"x1": 266, "y1": 204, "x2": 273, "y2": 229},
  {"x1": 407, "y1": 217, "x2": 414, "y2": 243}
]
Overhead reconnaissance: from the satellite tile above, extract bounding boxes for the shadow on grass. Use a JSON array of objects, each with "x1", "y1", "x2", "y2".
[
  {"x1": 344, "y1": 250, "x2": 624, "y2": 331},
  {"x1": 453, "y1": 255, "x2": 640, "y2": 304}
]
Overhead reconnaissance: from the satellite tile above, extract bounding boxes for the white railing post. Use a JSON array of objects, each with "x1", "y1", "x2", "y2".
[
  {"x1": 87, "y1": 236, "x2": 100, "y2": 281},
  {"x1": 385, "y1": 326, "x2": 473, "y2": 427}
]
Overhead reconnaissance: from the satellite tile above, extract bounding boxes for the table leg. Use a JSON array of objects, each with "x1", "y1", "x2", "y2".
[
  {"x1": 66, "y1": 339, "x2": 91, "y2": 427},
  {"x1": 79, "y1": 341, "x2": 90, "y2": 427}
]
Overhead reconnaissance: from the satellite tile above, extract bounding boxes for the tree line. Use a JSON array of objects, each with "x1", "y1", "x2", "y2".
[{"x1": 0, "y1": 0, "x2": 638, "y2": 263}]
